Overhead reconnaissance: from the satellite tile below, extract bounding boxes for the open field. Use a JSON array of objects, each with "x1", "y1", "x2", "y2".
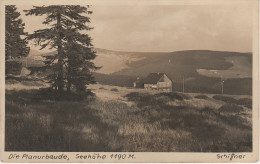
[
  {"x1": 197, "y1": 56, "x2": 252, "y2": 79},
  {"x1": 5, "y1": 81, "x2": 252, "y2": 152}
]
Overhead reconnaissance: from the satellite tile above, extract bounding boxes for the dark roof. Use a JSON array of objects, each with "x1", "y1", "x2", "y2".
[{"x1": 143, "y1": 73, "x2": 165, "y2": 84}]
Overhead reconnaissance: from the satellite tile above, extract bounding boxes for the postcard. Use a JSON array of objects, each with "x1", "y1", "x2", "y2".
[{"x1": 0, "y1": 0, "x2": 259, "y2": 162}]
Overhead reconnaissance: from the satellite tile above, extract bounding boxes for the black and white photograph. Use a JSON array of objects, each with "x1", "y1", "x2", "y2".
[{"x1": 1, "y1": 0, "x2": 259, "y2": 162}]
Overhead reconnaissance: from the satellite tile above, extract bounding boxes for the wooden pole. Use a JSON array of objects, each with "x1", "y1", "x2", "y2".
[
  {"x1": 220, "y1": 76, "x2": 224, "y2": 95},
  {"x1": 182, "y1": 76, "x2": 185, "y2": 93},
  {"x1": 221, "y1": 83, "x2": 224, "y2": 95}
]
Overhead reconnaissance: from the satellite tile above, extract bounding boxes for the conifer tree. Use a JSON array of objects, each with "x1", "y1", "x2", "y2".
[
  {"x1": 24, "y1": 5, "x2": 98, "y2": 93},
  {"x1": 5, "y1": 5, "x2": 30, "y2": 75}
]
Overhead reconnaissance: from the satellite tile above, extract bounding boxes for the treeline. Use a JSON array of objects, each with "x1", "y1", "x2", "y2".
[{"x1": 93, "y1": 73, "x2": 138, "y2": 87}]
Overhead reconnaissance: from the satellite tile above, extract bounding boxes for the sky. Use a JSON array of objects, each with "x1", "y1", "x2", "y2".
[{"x1": 16, "y1": 4, "x2": 253, "y2": 52}]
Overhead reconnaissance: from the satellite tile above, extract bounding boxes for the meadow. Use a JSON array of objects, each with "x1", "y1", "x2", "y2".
[{"x1": 5, "y1": 83, "x2": 252, "y2": 152}]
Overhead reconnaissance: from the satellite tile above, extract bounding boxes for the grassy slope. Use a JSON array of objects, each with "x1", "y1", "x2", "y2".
[{"x1": 5, "y1": 85, "x2": 252, "y2": 152}]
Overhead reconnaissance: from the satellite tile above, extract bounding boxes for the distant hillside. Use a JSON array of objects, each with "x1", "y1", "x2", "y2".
[
  {"x1": 23, "y1": 48, "x2": 252, "y2": 79},
  {"x1": 93, "y1": 49, "x2": 252, "y2": 95},
  {"x1": 113, "y1": 50, "x2": 252, "y2": 78},
  {"x1": 20, "y1": 48, "x2": 252, "y2": 95},
  {"x1": 93, "y1": 48, "x2": 149, "y2": 74}
]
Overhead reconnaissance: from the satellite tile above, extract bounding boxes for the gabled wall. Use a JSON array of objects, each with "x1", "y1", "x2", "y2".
[{"x1": 144, "y1": 74, "x2": 173, "y2": 92}]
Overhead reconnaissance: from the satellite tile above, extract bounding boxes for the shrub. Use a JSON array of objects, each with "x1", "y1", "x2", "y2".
[
  {"x1": 125, "y1": 92, "x2": 140, "y2": 98},
  {"x1": 213, "y1": 95, "x2": 237, "y2": 104},
  {"x1": 5, "y1": 102, "x2": 26, "y2": 114},
  {"x1": 110, "y1": 88, "x2": 119, "y2": 92},
  {"x1": 177, "y1": 92, "x2": 192, "y2": 100},
  {"x1": 155, "y1": 92, "x2": 191, "y2": 101},
  {"x1": 218, "y1": 114, "x2": 251, "y2": 130},
  {"x1": 236, "y1": 98, "x2": 252, "y2": 109},
  {"x1": 125, "y1": 92, "x2": 148, "y2": 101},
  {"x1": 161, "y1": 109, "x2": 226, "y2": 141},
  {"x1": 213, "y1": 96, "x2": 252, "y2": 109},
  {"x1": 191, "y1": 123, "x2": 225, "y2": 141},
  {"x1": 194, "y1": 94, "x2": 208, "y2": 99},
  {"x1": 218, "y1": 103, "x2": 243, "y2": 113},
  {"x1": 5, "y1": 79, "x2": 19, "y2": 85},
  {"x1": 6, "y1": 61, "x2": 23, "y2": 75},
  {"x1": 201, "y1": 107, "x2": 216, "y2": 115},
  {"x1": 125, "y1": 92, "x2": 171, "y2": 109},
  {"x1": 6, "y1": 88, "x2": 95, "y2": 103},
  {"x1": 182, "y1": 113, "x2": 206, "y2": 128}
]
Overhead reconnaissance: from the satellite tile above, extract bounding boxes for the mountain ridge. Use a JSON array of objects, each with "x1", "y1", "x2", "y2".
[
  {"x1": 23, "y1": 48, "x2": 252, "y2": 95},
  {"x1": 26, "y1": 48, "x2": 252, "y2": 79}
]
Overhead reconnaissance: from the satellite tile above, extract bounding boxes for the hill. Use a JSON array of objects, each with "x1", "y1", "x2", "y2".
[
  {"x1": 113, "y1": 50, "x2": 252, "y2": 78},
  {"x1": 93, "y1": 49, "x2": 252, "y2": 95},
  {"x1": 93, "y1": 48, "x2": 252, "y2": 80},
  {"x1": 23, "y1": 48, "x2": 252, "y2": 79},
  {"x1": 18, "y1": 48, "x2": 252, "y2": 95}
]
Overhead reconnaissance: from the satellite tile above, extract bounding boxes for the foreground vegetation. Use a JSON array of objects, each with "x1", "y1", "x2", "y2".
[{"x1": 5, "y1": 86, "x2": 252, "y2": 152}]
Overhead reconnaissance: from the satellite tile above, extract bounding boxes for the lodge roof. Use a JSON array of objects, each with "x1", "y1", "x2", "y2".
[{"x1": 143, "y1": 73, "x2": 165, "y2": 84}]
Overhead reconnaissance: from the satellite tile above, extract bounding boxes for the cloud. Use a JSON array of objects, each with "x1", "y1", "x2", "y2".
[
  {"x1": 17, "y1": 4, "x2": 253, "y2": 52},
  {"x1": 90, "y1": 5, "x2": 253, "y2": 52}
]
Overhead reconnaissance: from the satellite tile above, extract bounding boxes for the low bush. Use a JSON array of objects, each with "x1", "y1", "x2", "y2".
[
  {"x1": 38, "y1": 88, "x2": 95, "y2": 101},
  {"x1": 213, "y1": 95, "x2": 252, "y2": 109},
  {"x1": 155, "y1": 92, "x2": 191, "y2": 101},
  {"x1": 236, "y1": 98, "x2": 252, "y2": 109},
  {"x1": 125, "y1": 92, "x2": 150, "y2": 102},
  {"x1": 125, "y1": 92, "x2": 171, "y2": 109},
  {"x1": 110, "y1": 88, "x2": 119, "y2": 92},
  {"x1": 125, "y1": 92, "x2": 139, "y2": 98},
  {"x1": 218, "y1": 103, "x2": 243, "y2": 113},
  {"x1": 213, "y1": 95, "x2": 237, "y2": 104},
  {"x1": 5, "y1": 79, "x2": 19, "y2": 85},
  {"x1": 218, "y1": 114, "x2": 251, "y2": 130},
  {"x1": 6, "y1": 61, "x2": 23, "y2": 75},
  {"x1": 5, "y1": 88, "x2": 95, "y2": 103},
  {"x1": 194, "y1": 94, "x2": 208, "y2": 99},
  {"x1": 201, "y1": 107, "x2": 216, "y2": 115},
  {"x1": 177, "y1": 92, "x2": 192, "y2": 100}
]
